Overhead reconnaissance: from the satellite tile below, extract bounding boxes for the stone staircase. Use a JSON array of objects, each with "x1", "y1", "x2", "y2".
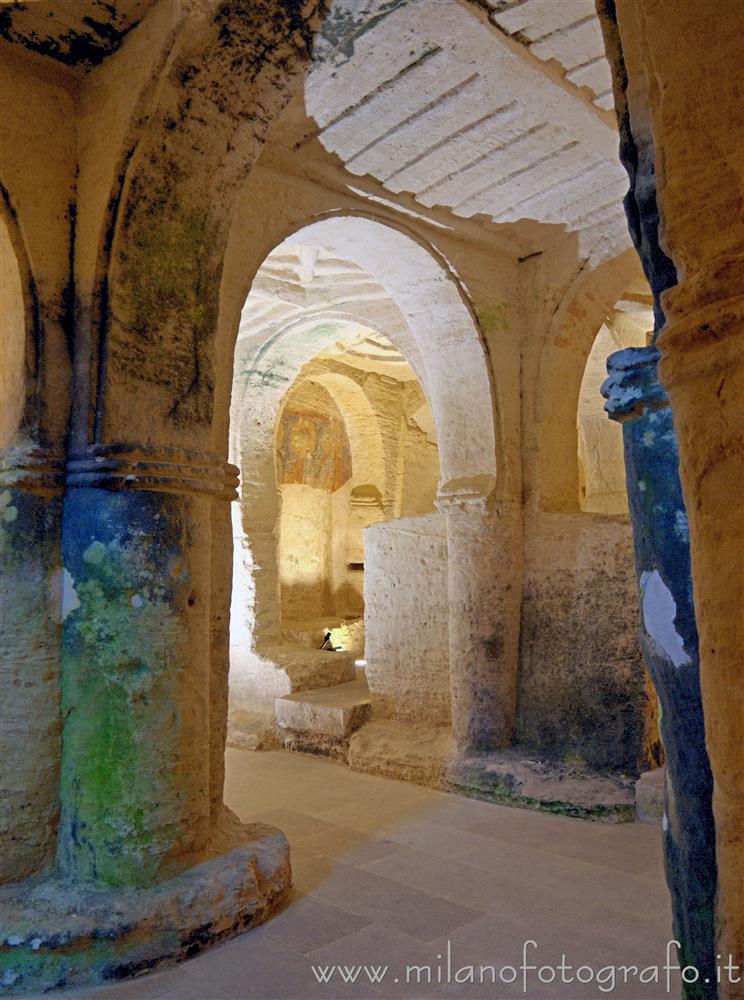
[{"x1": 275, "y1": 673, "x2": 371, "y2": 745}]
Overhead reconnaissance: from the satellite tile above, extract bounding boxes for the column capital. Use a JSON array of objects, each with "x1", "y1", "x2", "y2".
[
  {"x1": 602, "y1": 346, "x2": 669, "y2": 423},
  {"x1": 0, "y1": 445, "x2": 66, "y2": 495},
  {"x1": 66, "y1": 444, "x2": 239, "y2": 500}
]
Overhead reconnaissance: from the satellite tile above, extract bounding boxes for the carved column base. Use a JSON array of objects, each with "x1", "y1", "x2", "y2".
[{"x1": 0, "y1": 821, "x2": 290, "y2": 995}]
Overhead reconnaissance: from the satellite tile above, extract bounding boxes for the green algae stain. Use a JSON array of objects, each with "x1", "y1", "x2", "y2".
[
  {"x1": 120, "y1": 207, "x2": 218, "y2": 343},
  {"x1": 59, "y1": 532, "x2": 183, "y2": 888},
  {"x1": 82, "y1": 539, "x2": 106, "y2": 565}
]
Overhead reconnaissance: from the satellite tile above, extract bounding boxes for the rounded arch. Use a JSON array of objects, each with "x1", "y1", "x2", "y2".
[
  {"x1": 228, "y1": 215, "x2": 497, "y2": 649},
  {"x1": 533, "y1": 247, "x2": 646, "y2": 511},
  {"x1": 272, "y1": 215, "x2": 497, "y2": 492},
  {"x1": 577, "y1": 323, "x2": 633, "y2": 514},
  {"x1": 92, "y1": 2, "x2": 322, "y2": 450}
]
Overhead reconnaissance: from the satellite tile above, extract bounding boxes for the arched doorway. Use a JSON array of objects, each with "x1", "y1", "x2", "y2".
[
  {"x1": 275, "y1": 331, "x2": 440, "y2": 645},
  {"x1": 227, "y1": 217, "x2": 498, "y2": 752}
]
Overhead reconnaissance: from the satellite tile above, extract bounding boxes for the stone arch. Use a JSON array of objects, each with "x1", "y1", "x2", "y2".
[
  {"x1": 271, "y1": 215, "x2": 497, "y2": 495},
  {"x1": 576, "y1": 307, "x2": 652, "y2": 515},
  {"x1": 89, "y1": 1, "x2": 323, "y2": 455},
  {"x1": 533, "y1": 247, "x2": 645, "y2": 511},
  {"x1": 577, "y1": 323, "x2": 629, "y2": 514},
  {"x1": 229, "y1": 214, "x2": 496, "y2": 652},
  {"x1": 231, "y1": 315, "x2": 376, "y2": 646}
]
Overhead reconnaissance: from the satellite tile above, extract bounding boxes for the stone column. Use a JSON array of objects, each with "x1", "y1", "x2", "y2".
[
  {"x1": 597, "y1": 4, "x2": 725, "y2": 990},
  {"x1": 660, "y1": 282, "x2": 744, "y2": 994},
  {"x1": 0, "y1": 454, "x2": 290, "y2": 996},
  {"x1": 610, "y1": 2, "x2": 744, "y2": 984},
  {"x1": 603, "y1": 348, "x2": 717, "y2": 995},
  {"x1": 437, "y1": 482, "x2": 521, "y2": 752},
  {"x1": 0, "y1": 446, "x2": 64, "y2": 883},
  {"x1": 58, "y1": 444, "x2": 237, "y2": 886}
]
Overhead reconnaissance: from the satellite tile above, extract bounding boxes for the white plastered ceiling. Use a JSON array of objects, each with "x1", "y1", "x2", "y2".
[{"x1": 306, "y1": 0, "x2": 628, "y2": 264}]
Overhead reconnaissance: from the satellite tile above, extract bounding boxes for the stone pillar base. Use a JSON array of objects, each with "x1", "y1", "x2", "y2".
[
  {"x1": 444, "y1": 750, "x2": 636, "y2": 822},
  {"x1": 0, "y1": 822, "x2": 290, "y2": 995}
]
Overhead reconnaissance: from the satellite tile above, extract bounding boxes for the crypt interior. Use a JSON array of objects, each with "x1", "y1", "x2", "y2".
[{"x1": 0, "y1": 1, "x2": 742, "y2": 998}]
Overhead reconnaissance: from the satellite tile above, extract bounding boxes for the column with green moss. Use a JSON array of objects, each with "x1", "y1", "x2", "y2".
[{"x1": 58, "y1": 445, "x2": 237, "y2": 887}]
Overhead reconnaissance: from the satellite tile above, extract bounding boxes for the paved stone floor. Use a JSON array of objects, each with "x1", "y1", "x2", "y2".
[{"x1": 46, "y1": 749, "x2": 679, "y2": 1000}]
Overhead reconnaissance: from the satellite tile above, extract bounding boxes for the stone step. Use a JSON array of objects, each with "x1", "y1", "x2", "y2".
[{"x1": 275, "y1": 678, "x2": 371, "y2": 739}]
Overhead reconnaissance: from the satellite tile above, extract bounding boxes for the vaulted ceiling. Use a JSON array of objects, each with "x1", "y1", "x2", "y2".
[
  {"x1": 237, "y1": 243, "x2": 410, "y2": 355},
  {"x1": 0, "y1": 0, "x2": 630, "y2": 264},
  {"x1": 306, "y1": 0, "x2": 628, "y2": 262}
]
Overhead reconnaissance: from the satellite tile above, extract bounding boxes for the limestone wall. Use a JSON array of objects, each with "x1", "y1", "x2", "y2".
[
  {"x1": 400, "y1": 422, "x2": 440, "y2": 519},
  {"x1": 517, "y1": 510, "x2": 652, "y2": 772},
  {"x1": 278, "y1": 484, "x2": 334, "y2": 617},
  {"x1": 364, "y1": 514, "x2": 450, "y2": 724}
]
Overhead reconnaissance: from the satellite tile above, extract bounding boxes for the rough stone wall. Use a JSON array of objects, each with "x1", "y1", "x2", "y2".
[
  {"x1": 400, "y1": 411, "x2": 440, "y2": 518},
  {"x1": 578, "y1": 315, "x2": 650, "y2": 514},
  {"x1": 364, "y1": 514, "x2": 450, "y2": 724},
  {"x1": 278, "y1": 484, "x2": 334, "y2": 618},
  {"x1": 517, "y1": 510, "x2": 651, "y2": 773},
  {"x1": 330, "y1": 481, "x2": 356, "y2": 614}
]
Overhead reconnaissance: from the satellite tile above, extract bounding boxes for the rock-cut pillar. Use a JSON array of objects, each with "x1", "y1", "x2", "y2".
[
  {"x1": 0, "y1": 452, "x2": 293, "y2": 995},
  {"x1": 436, "y1": 483, "x2": 522, "y2": 752},
  {"x1": 0, "y1": 446, "x2": 64, "y2": 883},
  {"x1": 57, "y1": 445, "x2": 238, "y2": 885},
  {"x1": 603, "y1": 348, "x2": 717, "y2": 998}
]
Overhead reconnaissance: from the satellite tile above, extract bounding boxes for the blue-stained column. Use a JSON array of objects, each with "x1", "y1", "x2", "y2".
[
  {"x1": 596, "y1": 3, "x2": 719, "y2": 991},
  {"x1": 603, "y1": 348, "x2": 716, "y2": 997},
  {"x1": 57, "y1": 445, "x2": 238, "y2": 888}
]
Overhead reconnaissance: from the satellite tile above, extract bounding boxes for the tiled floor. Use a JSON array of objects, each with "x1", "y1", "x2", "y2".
[{"x1": 45, "y1": 749, "x2": 679, "y2": 1000}]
